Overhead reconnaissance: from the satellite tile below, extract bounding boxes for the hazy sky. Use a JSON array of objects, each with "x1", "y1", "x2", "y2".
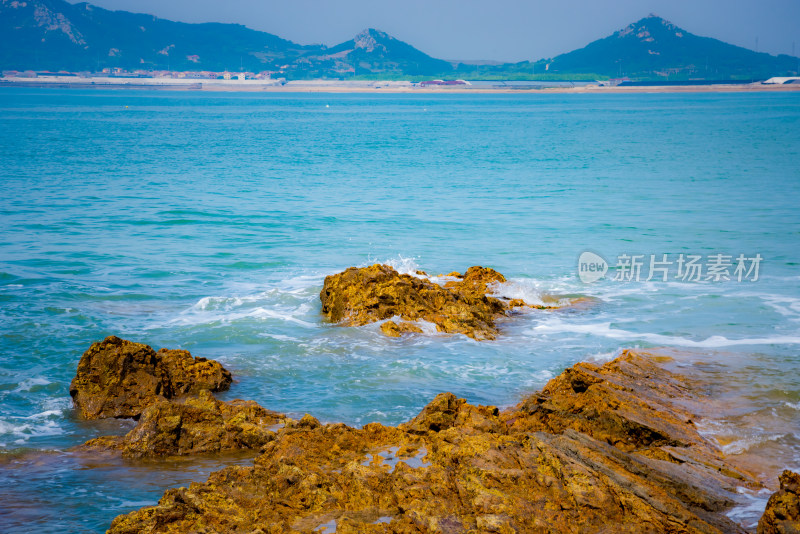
[{"x1": 68, "y1": 0, "x2": 800, "y2": 62}]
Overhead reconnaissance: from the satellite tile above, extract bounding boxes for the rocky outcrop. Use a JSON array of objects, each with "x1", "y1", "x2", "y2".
[
  {"x1": 108, "y1": 351, "x2": 761, "y2": 533},
  {"x1": 80, "y1": 389, "x2": 285, "y2": 458},
  {"x1": 758, "y1": 470, "x2": 800, "y2": 534},
  {"x1": 380, "y1": 320, "x2": 424, "y2": 337},
  {"x1": 69, "y1": 336, "x2": 232, "y2": 419},
  {"x1": 320, "y1": 264, "x2": 551, "y2": 340}
]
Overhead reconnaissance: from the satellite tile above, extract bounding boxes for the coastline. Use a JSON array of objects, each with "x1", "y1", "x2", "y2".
[
  {"x1": 94, "y1": 345, "x2": 787, "y2": 533},
  {"x1": 2, "y1": 77, "x2": 800, "y2": 94}
]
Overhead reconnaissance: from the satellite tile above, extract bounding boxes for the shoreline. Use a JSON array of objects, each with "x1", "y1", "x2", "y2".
[
  {"x1": 95, "y1": 345, "x2": 787, "y2": 533},
  {"x1": 3, "y1": 77, "x2": 800, "y2": 94}
]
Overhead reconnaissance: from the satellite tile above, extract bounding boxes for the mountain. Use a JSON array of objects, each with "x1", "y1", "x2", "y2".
[
  {"x1": 0, "y1": 0, "x2": 447, "y2": 76},
  {"x1": 1, "y1": 2, "x2": 797, "y2": 80},
  {"x1": 0, "y1": 0, "x2": 310, "y2": 71},
  {"x1": 542, "y1": 14, "x2": 798, "y2": 79},
  {"x1": 313, "y1": 29, "x2": 451, "y2": 76}
]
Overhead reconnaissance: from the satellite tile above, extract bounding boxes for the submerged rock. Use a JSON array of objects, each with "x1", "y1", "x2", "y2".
[
  {"x1": 758, "y1": 470, "x2": 800, "y2": 534},
  {"x1": 320, "y1": 264, "x2": 522, "y2": 340},
  {"x1": 69, "y1": 336, "x2": 232, "y2": 419},
  {"x1": 108, "y1": 351, "x2": 761, "y2": 533},
  {"x1": 80, "y1": 390, "x2": 285, "y2": 458}
]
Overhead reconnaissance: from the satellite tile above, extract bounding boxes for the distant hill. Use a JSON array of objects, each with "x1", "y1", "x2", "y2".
[
  {"x1": 1, "y1": 2, "x2": 797, "y2": 80},
  {"x1": 0, "y1": 0, "x2": 308, "y2": 72},
  {"x1": 542, "y1": 14, "x2": 798, "y2": 80},
  {"x1": 317, "y1": 29, "x2": 451, "y2": 76},
  {"x1": 0, "y1": 0, "x2": 446, "y2": 75}
]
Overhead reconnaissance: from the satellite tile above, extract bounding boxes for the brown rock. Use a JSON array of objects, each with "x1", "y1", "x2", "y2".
[
  {"x1": 758, "y1": 470, "x2": 800, "y2": 534},
  {"x1": 319, "y1": 264, "x2": 509, "y2": 340},
  {"x1": 107, "y1": 351, "x2": 760, "y2": 533},
  {"x1": 443, "y1": 265, "x2": 506, "y2": 298},
  {"x1": 320, "y1": 264, "x2": 595, "y2": 340},
  {"x1": 80, "y1": 389, "x2": 284, "y2": 458},
  {"x1": 69, "y1": 336, "x2": 232, "y2": 419},
  {"x1": 507, "y1": 349, "x2": 708, "y2": 451},
  {"x1": 380, "y1": 320, "x2": 424, "y2": 337}
]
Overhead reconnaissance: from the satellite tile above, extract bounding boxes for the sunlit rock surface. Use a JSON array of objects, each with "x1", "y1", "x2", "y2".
[
  {"x1": 320, "y1": 264, "x2": 561, "y2": 340},
  {"x1": 79, "y1": 389, "x2": 286, "y2": 459},
  {"x1": 758, "y1": 470, "x2": 800, "y2": 534},
  {"x1": 69, "y1": 336, "x2": 232, "y2": 420},
  {"x1": 107, "y1": 350, "x2": 761, "y2": 533}
]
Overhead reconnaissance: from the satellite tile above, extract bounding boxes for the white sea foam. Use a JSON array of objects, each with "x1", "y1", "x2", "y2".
[
  {"x1": 13, "y1": 377, "x2": 51, "y2": 392},
  {"x1": 380, "y1": 255, "x2": 424, "y2": 277},
  {"x1": 0, "y1": 416, "x2": 64, "y2": 446},
  {"x1": 490, "y1": 279, "x2": 548, "y2": 306},
  {"x1": 726, "y1": 487, "x2": 772, "y2": 529},
  {"x1": 533, "y1": 369, "x2": 554, "y2": 380},
  {"x1": 171, "y1": 284, "x2": 318, "y2": 328},
  {"x1": 584, "y1": 350, "x2": 622, "y2": 363},
  {"x1": 529, "y1": 318, "x2": 800, "y2": 347},
  {"x1": 696, "y1": 418, "x2": 794, "y2": 455},
  {"x1": 258, "y1": 333, "x2": 301, "y2": 342},
  {"x1": 379, "y1": 316, "x2": 439, "y2": 336},
  {"x1": 721, "y1": 433, "x2": 790, "y2": 455},
  {"x1": 784, "y1": 401, "x2": 800, "y2": 411}
]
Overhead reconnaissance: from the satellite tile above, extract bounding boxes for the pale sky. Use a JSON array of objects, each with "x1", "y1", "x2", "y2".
[{"x1": 67, "y1": 0, "x2": 800, "y2": 62}]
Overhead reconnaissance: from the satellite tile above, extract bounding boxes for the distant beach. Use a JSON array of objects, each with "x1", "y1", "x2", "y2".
[{"x1": 2, "y1": 76, "x2": 799, "y2": 93}]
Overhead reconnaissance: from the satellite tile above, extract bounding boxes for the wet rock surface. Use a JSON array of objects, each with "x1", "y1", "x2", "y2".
[
  {"x1": 107, "y1": 350, "x2": 763, "y2": 533},
  {"x1": 70, "y1": 336, "x2": 232, "y2": 419},
  {"x1": 320, "y1": 264, "x2": 546, "y2": 340},
  {"x1": 758, "y1": 470, "x2": 800, "y2": 534},
  {"x1": 79, "y1": 390, "x2": 285, "y2": 459}
]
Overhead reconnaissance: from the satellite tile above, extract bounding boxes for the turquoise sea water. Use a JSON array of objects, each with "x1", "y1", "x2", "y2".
[{"x1": 1, "y1": 88, "x2": 799, "y2": 532}]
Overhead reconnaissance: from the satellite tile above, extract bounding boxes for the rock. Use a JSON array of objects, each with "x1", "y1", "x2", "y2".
[
  {"x1": 107, "y1": 351, "x2": 759, "y2": 533},
  {"x1": 80, "y1": 390, "x2": 284, "y2": 458},
  {"x1": 507, "y1": 349, "x2": 709, "y2": 451},
  {"x1": 443, "y1": 265, "x2": 505, "y2": 298},
  {"x1": 319, "y1": 264, "x2": 510, "y2": 340},
  {"x1": 380, "y1": 320, "x2": 423, "y2": 337},
  {"x1": 758, "y1": 470, "x2": 800, "y2": 534},
  {"x1": 69, "y1": 336, "x2": 232, "y2": 419},
  {"x1": 320, "y1": 264, "x2": 595, "y2": 340}
]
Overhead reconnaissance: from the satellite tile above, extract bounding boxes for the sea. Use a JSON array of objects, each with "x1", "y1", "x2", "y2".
[{"x1": 0, "y1": 87, "x2": 798, "y2": 532}]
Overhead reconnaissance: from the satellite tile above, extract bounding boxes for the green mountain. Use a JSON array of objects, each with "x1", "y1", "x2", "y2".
[
  {"x1": 542, "y1": 14, "x2": 798, "y2": 80},
  {"x1": 0, "y1": 0, "x2": 309, "y2": 72},
  {"x1": 0, "y1": 0, "x2": 446, "y2": 75},
  {"x1": 1, "y1": 2, "x2": 797, "y2": 80},
  {"x1": 314, "y1": 29, "x2": 451, "y2": 77}
]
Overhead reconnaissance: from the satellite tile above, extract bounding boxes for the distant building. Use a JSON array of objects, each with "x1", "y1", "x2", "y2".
[{"x1": 763, "y1": 77, "x2": 800, "y2": 84}]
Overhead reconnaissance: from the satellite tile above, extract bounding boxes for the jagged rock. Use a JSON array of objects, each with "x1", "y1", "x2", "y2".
[
  {"x1": 107, "y1": 351, "x2": 760, "y2": 533},
  {"x1": 69, "y1": 336, "x2": 232, "y2": 419},
  {"x1": 320, "y1": 264, "x2": 514, "y2": 340},
  {"x1": 79, "y1": 389, "x2": 284, "y2": 458},
  {"x1": 507, "y1": 350, "x2": 709, "y2": 451},
  {"x1": 380, "y1": 320, "x2": 424, "y2": 337},
  {"x1": 758, "y1": 470, "x2": 800, "y2": 534}
]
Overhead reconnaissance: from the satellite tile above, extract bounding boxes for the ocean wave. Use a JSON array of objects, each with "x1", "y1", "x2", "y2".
[
  {"x1": 12, "y1": 377, "x2": 51, "y2": 393},
  {"x1": 170, "y1": 278, "x2": 321, "y2": 328},
  {"x1": 171, "y1": 303, "x2": 318, "y2": 328},
  {"x1": 0, "y1": 417, "x2": 64, "y2": 447},
  {"x1": 379, "y1": 255, "x2": 424, "y2": 277},
  {"x1": 721, "y1": 433, "x2": 790, "y2": 455},
  {"x1": 529, "y1": 318, "x2": 800, "y2": 347},
  {"x1": 726, "y1": 487, "x2": 773, "y2": 529},
  {"x1": 490, "y1": 279, "x2": 548, "y2": 306}
]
